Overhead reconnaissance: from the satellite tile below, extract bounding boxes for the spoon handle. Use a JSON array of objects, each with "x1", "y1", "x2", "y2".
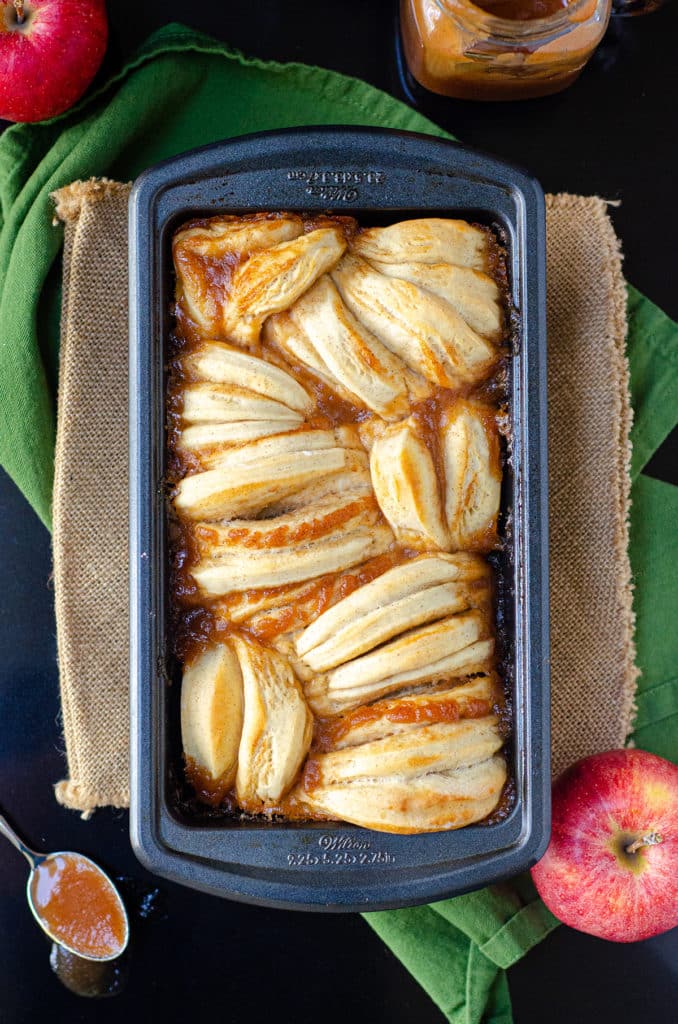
[{"x1": 0, "y1": 812, "x2": 43, "y2": 869}]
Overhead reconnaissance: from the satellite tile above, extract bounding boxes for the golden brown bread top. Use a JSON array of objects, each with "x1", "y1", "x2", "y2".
[{"x1": 171, "y1": 212, "x2": 510, "y2": 833}]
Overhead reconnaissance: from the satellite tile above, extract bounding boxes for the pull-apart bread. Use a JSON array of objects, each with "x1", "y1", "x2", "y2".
[{"x1": 169, "y1": 212, "x2": 510, "y2": 833}]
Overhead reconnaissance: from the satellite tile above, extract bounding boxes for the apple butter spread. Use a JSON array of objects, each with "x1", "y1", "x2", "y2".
[
  {"x1": 169, "y1": 212, "x2": 514, "y2": 834},
  {"x1": 400, "y1": 0, "x2": 612, "y2": 100},
  {"x1": 31, "y1": 854, "x2": 126, "y2": 960},
  {"x1": 474, "y1": 0, "x2": 569, "y2": 17}
]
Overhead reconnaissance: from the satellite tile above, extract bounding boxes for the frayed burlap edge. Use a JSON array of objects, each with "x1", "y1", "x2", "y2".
[
  {"x1": 51, "y1": 177, "x2": 131, "y2": 224},
  {"x1": 53, "y1": 782, "x2": 130, "y2": 820}
]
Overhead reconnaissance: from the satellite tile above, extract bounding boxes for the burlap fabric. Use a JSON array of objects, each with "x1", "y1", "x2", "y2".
[
  {"x1": 51, "y1": 179, "x2": 636, "y2": 813},
  {"x1": 52, "y1": 180, "x2": 132, "y2": 812}
]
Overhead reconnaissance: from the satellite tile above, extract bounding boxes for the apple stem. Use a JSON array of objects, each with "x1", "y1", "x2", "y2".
[
  {"x1": 13, "y1": 0, "x2": 25, "y2": 24},
  {"x1": 625, "y1": 832, "x2": 664, "y2": 855}
]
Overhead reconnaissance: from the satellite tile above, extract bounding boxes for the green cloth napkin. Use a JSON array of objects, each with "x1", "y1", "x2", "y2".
[{"x1": 0, "y1": 24, "x2": 676, "y2": 1024}]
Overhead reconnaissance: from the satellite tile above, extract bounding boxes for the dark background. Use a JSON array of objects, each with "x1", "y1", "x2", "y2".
[{"x1": 0, "y1": 1, "x2": 676, "y2": 1021}]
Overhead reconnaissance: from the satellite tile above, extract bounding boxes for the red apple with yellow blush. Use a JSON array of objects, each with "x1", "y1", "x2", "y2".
[
  {"x1": 0, "y1": 0, "x2": 107, "y2": 123},
  {"x1": 531, "y1": 749, "x2": 678, "y2": 942}
]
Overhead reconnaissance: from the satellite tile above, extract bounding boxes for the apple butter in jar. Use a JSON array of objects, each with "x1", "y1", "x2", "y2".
[{"x1": 400, "y1": 0, "x2": 612, "y2": 100}]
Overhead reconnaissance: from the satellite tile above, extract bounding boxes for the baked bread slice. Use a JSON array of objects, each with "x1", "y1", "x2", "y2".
[
  {"x1": 286, "y1": 275, "x2": 410, "y2": 418},
  {"x1": 300, "y1": 756, "x2": 507, "y2": 833},
  {"x1": 180, "y1": 381, "x2": 304, "y2": 427},
  {"x1": 296, "y1": 552, "x2": 490, "y2": 672},
  {"x1": 180, "y1": 643, "x2": 244, "y2": 801},
  {"x1": 369, "y1": 417, "x2": 449, "y2": 551},
  {"x1": 442, "y1": 400, "x2": 502, "y2": 551},
  {"x1": 352, "y1": 218, "x2": 491, "y2": 270},
  {"x1": 182, "y1": 341, "x2": 314, "y2": 415},
  {"x1": 370, "y1": 261, "x2": 504, "y2": 342},
  {"x1": 297, "y1": 676, "x2": 506, "y2": 832},
  {"x1": 233, "y1": 637, "x2": 313, "y2": 806},
  {"x1": 193, "y1": 516, "x2": 394, "y2": 597},
  {"x1": 173, "y1": 445, "x2": 350, "y2": 521},
  {"x1": 173, "y1": 213, "x2": 303, "y2": 334},
  {"x1": 224, "y1": 227, "x2": 347, "y2": 345},
  {"x1": 332, "y1": 254, "x2": 498, "y2": 389}
]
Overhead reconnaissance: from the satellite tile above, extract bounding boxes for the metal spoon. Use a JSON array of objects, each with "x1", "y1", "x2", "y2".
[{"x1": 0, "y1": 812, "x2": 129, "y2": 962}]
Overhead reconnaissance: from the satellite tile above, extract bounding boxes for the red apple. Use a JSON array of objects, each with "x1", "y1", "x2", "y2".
[
  {"x1": 531, "y1": 749, "x2": 678, "y2": 942},
  {"x1": 0, "y1": 0, "x2": 107, "y2": 123}
]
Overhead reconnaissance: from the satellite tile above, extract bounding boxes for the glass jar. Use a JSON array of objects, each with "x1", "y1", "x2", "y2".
[{"x1": 400, "y1": 0, "x2": 612, "y2": 100}]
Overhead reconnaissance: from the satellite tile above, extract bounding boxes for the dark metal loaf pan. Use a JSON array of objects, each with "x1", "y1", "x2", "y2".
[{"x1": 129, "y1": 127, "x2": 550, "y2": 911}]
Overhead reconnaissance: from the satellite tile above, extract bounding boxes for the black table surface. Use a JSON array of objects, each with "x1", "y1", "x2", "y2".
[{"x1": 1, "y1": 2, "x2": 676, "y2": 1021}]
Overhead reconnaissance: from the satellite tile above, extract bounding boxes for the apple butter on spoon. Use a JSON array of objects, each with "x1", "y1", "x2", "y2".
[{"x1": 0, "y1": 811, "x2": 129, "y2": 962}]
